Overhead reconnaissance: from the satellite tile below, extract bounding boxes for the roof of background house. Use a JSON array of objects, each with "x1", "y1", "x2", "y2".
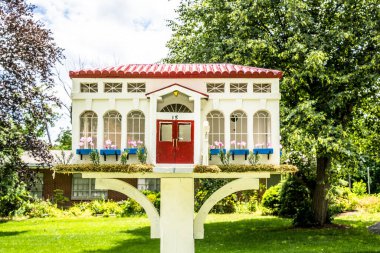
[
  {"x1": 21, "y1": 150, "x2": 73, "y2": 167},
  {"x1": 69, "y1": 63, "x2": 283, "y2": 79}
]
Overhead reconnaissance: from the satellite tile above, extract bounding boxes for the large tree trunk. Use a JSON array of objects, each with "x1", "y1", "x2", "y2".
[{"x1": 312, "y1": 156, "x2": 331, "y2": 226}]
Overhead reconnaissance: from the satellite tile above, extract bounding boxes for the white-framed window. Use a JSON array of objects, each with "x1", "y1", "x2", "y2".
[
  {"x1": 127, "y1": 83, "x2": 146, "y2": 93},
  {"x1": 31, "y1": 173, "x2": 43, "y2": 199},
  {"x1": 230, "y1": 110, "x2": 248, "y2": 149},
  {"x1": 137, "y1": 179, "x2": 160, "y2": 191},
  {"x1": 253, "y1": 83, "x2": 271, "y2": 93},
  {"x1": 80, "y1": 83, "x2": 98, "y2": 93},
  {"x1": 104, "y1": 83, "x2": 122, "y2": 93},
  {"x1": 127, "y1": 111, "x2": 145, "y2": 145},
  {"x1": 72, "y1": 174, "x2": 107, "y2": 200},
  {"x1": 207, "y1": 111, "x2": 225, "y2": 147},
  {"x1": 160, "y1": 104, "x2": 192, "y2": 113},
  {"x1": 230, "y1": 83, "x2": 247, "y2": 93},
  {"x1": 207, "y1": 83, "x2": 225, "y2": 93},
  {"x1": 254, "y1": 111, "x2": 271, "y2": 148},
  {"x1": 103, "y1": 111, "x2": 122, "y2": 148},
  {"x1": 80, "y1": 111, "x2": 98, "y2": 147}
]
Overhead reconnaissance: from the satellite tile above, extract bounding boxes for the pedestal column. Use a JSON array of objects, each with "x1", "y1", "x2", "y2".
[{"x1": 160, "y1": 178, "x2": 194, "y2": 253}]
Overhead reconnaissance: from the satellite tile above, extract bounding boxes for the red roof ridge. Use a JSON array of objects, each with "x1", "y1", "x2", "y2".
[{"x1": 69, "y1": 63, "x2": 282, "y2": 79}]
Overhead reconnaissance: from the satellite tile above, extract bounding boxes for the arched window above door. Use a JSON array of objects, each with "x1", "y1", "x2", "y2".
[{"x1": 160, "y1": 104, "x2": 192, "y2": 113}]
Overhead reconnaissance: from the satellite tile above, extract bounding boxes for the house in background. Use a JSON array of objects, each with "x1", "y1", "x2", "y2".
[{"x1": 29, "y1": 63, "x2": 283, "y2": 203}]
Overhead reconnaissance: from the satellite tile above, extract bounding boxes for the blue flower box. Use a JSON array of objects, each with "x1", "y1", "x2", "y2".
[
  {"x1": 230, "y1": 149, "x2": 249, "y2": 160},
  {"x1": 124, "y1": 148, "x2": 145, "y2": 155},
  {"x1": 100, "y1": 149, "x2": 121, "y2": 156},
  {"x1": 76, "y1": 149, "x2": 95, "y2": 155},
  {"x1": 253, "y1": 148, "x2": 274, "y2": 155},
  {"x1": 209, "y1": 149, "x2": 226, "y2": 155},
  {"x1": 76, "y1": 149, "x2": 97, "y2": 160}
]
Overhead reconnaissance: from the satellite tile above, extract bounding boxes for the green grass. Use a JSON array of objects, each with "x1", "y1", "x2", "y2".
[{"x1": 0, "y1": 213, "x2": 379, "y2": 253}]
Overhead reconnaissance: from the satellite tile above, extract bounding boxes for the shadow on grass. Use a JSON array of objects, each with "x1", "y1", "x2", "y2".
[
  {"x1": 0, "y1": 231, "x2": 28, "y2": 237},
  {"x1": 84, "y1": 217, "x2": 380, "y2": 253}
]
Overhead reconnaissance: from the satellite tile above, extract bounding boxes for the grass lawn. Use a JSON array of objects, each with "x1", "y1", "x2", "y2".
[{"x1": 0, "y1": 213, "x2": 379, "y2": 253}]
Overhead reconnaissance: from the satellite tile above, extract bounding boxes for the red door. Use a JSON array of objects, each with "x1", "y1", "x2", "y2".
[{"x1": 156, "y1": 120, "x2": 194, "y2": 164}]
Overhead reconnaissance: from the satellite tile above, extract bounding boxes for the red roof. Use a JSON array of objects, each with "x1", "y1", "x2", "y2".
[{"x1": 69, "y1": 64, "x2": 282, "y2": 79}]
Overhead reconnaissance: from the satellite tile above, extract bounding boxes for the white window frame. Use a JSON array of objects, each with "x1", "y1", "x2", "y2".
[
  {"x1": 104, "y1": 82, "x2": 122, "y2": 93},
  {"x1": 160, "y1": 103, "x2": 192, "y2": 113},
  {"x1": 230, "y1": 110, "x2": 248, "y2": 149},
  {"x1": 137, "y1": 178, "x2": 160, "y2": 191},
  {"x1": 80, "y1": 83, "x2": 98, "y2": 93},
  {"x1": 207, "y1": 111, "x2": 225, "y2": 147},
  {"x1": 230, "y1": 83, "x2": 248, "y2": 93},
  {"x1": 127, "y1": 83, "x2": 146, "y2": 93},
  {"x1": 253, "y1": 111, "x2": 271, "y2": 148},
  {"x1": 103, "y1": 111, "x2": 122, "y2": 148},
  {"x1": 207, "y1": 83, "x2": 225, "y2": 93},
  {"x1": 127, "y1": 111, "x2": 145, "y2": 146},
  {"x1": 71, "y1": 174, "x2": 107, "y2": 200},
  {"x1": 80, "y1": 111, "x2": 98, "y2": 148},
  {"x1": 253, "y1": 83, "x2": 271, "y2": 93},
  {"x1": 31, "y1": 173, "x2": 43, "y2": 199}
]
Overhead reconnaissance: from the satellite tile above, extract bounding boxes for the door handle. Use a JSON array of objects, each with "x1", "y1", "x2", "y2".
[
  {"x1": 172, "y1": 139, "x2": 175, "y2": 147},
  {"x1": 175, "y1": 138, "x2": 178, "y2": 148}
]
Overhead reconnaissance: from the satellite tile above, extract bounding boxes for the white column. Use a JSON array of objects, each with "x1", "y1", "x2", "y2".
[
  {"x1": 160, "y1": 178, "x2": 194, "y2": 253},
  {"x1": 194, "y1": 98, "x2": 201, "y2": 164},
  {"x1": 224, "y1": 114, "x2": 230, "y2": 151},
  {"x1": 271, "y1": 102, "x2": 280, "y2": 165},
  {"x1": 149, "y1": 97, "x2": 157, "y2": 164},
  {"x1": 71, "y1": 104, "x2": 80, "y2": 153},
  {"x1": 121, "y1": 114, "x2": 127, "y2": 150},
  {"x1": 247, "y1": 113, "x2": 254, "y2": 151},
  {"x1": 97, "y1": 115, "x2": 104, "y2": 150}
]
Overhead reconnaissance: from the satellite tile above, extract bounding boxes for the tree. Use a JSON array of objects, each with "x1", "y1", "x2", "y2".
[
  {"x1": 54, "y1": 128, "x2": 72, "y2": 150},
  {"x1": 0, "y1": 0, "x2": 63, "y2": 216},
  {"x1": 166, "y1": 0, "x2": 379, "y2": 225}
]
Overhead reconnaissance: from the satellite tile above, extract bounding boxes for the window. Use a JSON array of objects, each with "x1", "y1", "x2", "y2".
[
  {"x1": 104, "y1": 83, "x2": 122, "y2": 93},
  {"x1": 31, "y1": 173, "x2": 43, "y2": 199},
  {"x1": 254, "y1": 111, "x2": 271, "y2": 148},
  {"x1": 160, "y1": 104, "x2": 192, "y2": 113},
  {"x1": 80, "y1": 111, "x2": 98, "y2": 148},
  {"x1": 230, "y1": 83, "x2": 247, "y2": 93},
  {"x1": 103, "y1": 111, "x2": 122, "y2": 148},
  {"x1": 253, "y1": 83, "x2": 271, "y2": 93},
  {"x1": 137, "y1": 179, "x2": 160, "y2": 191},
  {"x1": 72, "y1": 174, "x2": 107, "y2": 200},
  {"x1": 230, "y1": 110, "x2": 248, "y2": 149},
  {"x1": 80, "y1": 83, "x2": 98, "y2": 93},
  {"x1": 207, "y1": 83, "x2": 224, "y2": 93},
  {"x1": 127, "y1": 111, "x2": 145, "y2": 145},
  {"x1": 207, "y1": 111, "x2": 225, "y2": 147},
  {"x1": 127, "y1": 83, "x2": 146, "y2": 93}
]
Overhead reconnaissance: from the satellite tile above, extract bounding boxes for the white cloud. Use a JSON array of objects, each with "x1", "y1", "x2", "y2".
[{"x1": 26, "y1": 0, "x2": 181, "y2": 142}]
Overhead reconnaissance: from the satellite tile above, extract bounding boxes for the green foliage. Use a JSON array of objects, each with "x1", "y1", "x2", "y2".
[
  {"x1": 218, "y1": 150, "x2": 231, "y2": 165},
  {"x1": 261, "y1": 184, "x2": 282, "y2": 215},
  {"x1": 24, "y1": 200, "x2": 62, "y2": 218},
  {"x1": 248, "y1": 152, "x2": 259, "y2": 165},
  {"x1": 52, "y1": 189, "x2": 69, "y2": 207},
  {"x1": 142, "y1": 190, "x2": 160, "y2": 212},
  {"x1": 120, "y1": 151, "x2": 128, "y2": 165},
  {"x1": 53, "y1": 163, "x2": 153, "y2": 173},
  {"x1": 279, "y1": 176, "x2": 312, "y2": 218},
  {"x1": 53, "y1": 150, "x2": 73, "y2": 165},
  {"x1": 137, "y1": 147, "x2": 147, "y2": 164},
  {"x1": 89, "y1": 150, "x2": 100, "y2": 165},
  {"x1": 329, "y1": 186, "x2": 358, "y2": 216},
  {"x1": 352, "y1": 181, "x2": 367, "y2": 196},
  {"x1": 194, "y1": 164, "x2": 298, "y2": 173},
  {"x1": 54, "y1": 128, "x2": 72, "y2": 150}
]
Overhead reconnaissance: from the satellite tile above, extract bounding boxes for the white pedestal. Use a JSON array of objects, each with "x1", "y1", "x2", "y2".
[{"x1": 160, "y1": 178, "x2": 194, "y2": 253}]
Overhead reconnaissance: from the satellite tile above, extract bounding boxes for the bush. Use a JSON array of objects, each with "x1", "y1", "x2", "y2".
[
  {"x1": 279, "y1": 176, "x2": 311, "y2": 218},
  {"x1": 352, "y1": 181, "x2": 367, "y2": 195},
  {"x1": 356, "y1": 195, "x2": 380, "y2": 213},
  {"x1": 24, "y1": 200, "x2": 62, "y2": 218},
  {"x1": 329, "y1": 186, "x2": 358, "y2": 215},
  {"x1": 261, "y1": 183, "x2": 282, "y2": 215},
  {"x1": 142, "y1": 190, "x2": 160, "y2": 212}
]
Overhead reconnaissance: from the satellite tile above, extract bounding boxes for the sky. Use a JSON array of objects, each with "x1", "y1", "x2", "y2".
[{"x1": 27, "y1": 0, "x2": 181, "y2": 142}]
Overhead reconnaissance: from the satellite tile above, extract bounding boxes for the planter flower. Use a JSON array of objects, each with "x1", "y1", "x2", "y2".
[{"x1": 209, "y1": 141, "x2": 226, "y2": 156}]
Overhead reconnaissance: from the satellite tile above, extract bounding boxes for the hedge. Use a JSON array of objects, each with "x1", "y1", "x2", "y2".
[
  {"x1": 53, "y1": 163, "x2": 297, "y2": 174},
  {"x1": 53, "y1": 164, "x2": 153, "y2": 173},
  {"x1": 193, "y1": 164, "x2": 298, "y2": 173}
]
